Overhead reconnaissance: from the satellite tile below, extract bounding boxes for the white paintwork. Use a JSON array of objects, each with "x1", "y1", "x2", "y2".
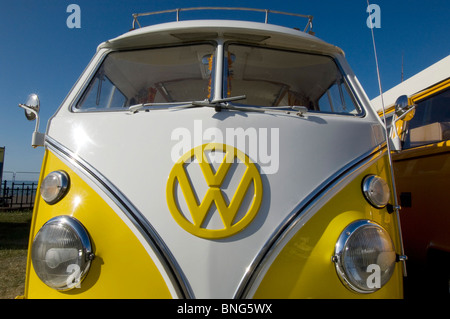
[{"x1": 100, "y1": 20, "x2": 343, "y2": 55}]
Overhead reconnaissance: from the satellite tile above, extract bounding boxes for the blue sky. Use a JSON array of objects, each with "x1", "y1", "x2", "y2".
[{"x1": 0, "y1": 0, "x2": 449, "y2": 180}]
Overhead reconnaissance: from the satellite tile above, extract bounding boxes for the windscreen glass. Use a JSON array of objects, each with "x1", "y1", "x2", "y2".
[
  {"x1": 224, "y1": 44, "x2": 361, "y2": 114},
  {"x1": 75, "y1": 44, "x2": 216, "y2": 110}
]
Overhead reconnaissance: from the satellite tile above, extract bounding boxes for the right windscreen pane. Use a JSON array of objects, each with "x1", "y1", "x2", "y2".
[{"x1": 225, "y1": 44, "x2": 361, "y2": 115}]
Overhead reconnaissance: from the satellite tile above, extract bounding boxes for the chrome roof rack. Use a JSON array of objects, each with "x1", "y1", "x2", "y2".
[{"x1": 131, "y1": 7, "x2": 314, "y2": 34}]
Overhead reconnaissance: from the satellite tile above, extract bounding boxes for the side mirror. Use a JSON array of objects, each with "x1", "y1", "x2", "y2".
[
  {"x1": 22, "y1": 93, "x2": 40, "y2": 121},
  {"x1": 389, "y1": 95, "x2": 416, "y2": 151},
  {"x1": 18, "y1": 94, "x2": 45, "y2": 148},
  {"x1": 394, "y1": 95, "x2": 415, "y2": 121}
]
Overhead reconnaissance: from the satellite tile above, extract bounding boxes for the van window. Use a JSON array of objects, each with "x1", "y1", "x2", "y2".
[
  {"x1": 318, "y1": 80, "x2": 358, "y2": 114},
  {"x1": 224, "y1": 44, "x2": 361, "y2": 114},
  {"x1": 75, "y1": 44, "x2": 216, "y2": 111},
  {"x1": 77, "y1": 74, "x2": 127, "y2": 109},
  {"x1": 403, "y1": 87, "x2": 450, "y2": 149}
]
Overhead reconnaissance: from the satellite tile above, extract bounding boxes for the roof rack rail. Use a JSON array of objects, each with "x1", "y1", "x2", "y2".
[{"x1": 131, "y1": 7, "x2": 314, "y2": 34}]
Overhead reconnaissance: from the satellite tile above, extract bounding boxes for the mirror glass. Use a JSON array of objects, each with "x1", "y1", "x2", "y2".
[
  {"x1": 394, "y1": 95, "x2": 415, "y2": 121},
  {"x1": 24, "y1": 93, "x2": 40, "y2": 121}
]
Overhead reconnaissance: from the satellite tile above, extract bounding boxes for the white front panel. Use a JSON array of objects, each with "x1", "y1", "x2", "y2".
[{"x1": 48, "y1": 107, "x2": 382, "y2": 298}]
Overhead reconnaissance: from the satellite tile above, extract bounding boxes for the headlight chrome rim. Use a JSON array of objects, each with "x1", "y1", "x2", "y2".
[
  {"x1": 362, "y1": 175, "x2": 390, "y2": 208},
  {"x1": 31, "y1": 215, "x2": 94, "y2": 291},
  {"x1": 333, "y1": 220, "x2": 396, "y2": 294},
  {"x1": 40, "y1": 171, "x2": 70, "y2": 205}
]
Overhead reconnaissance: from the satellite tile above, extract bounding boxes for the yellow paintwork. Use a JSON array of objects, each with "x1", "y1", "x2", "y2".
[
  {"x1": 166, "y1": 143, "x2": 263, "y2": 239},
  {"x1": 411, "y1": 78, "x2": 450, "y2": 103},
  {"x1": 253, "y1": 153, "x2": 404, "y2": 298},
  {"x1": 23, "y1": 150, "x2": 172, "y2": 298}
]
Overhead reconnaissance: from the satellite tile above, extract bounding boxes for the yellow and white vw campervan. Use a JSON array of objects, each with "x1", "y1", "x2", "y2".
[{"x1": 19, "y1": 8, "x2": 407, "y2": 299}]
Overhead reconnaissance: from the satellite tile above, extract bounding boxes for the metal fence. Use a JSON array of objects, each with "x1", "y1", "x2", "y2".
[{"x1": 0, "y1": 180, "x2": 38, "y2": 211}]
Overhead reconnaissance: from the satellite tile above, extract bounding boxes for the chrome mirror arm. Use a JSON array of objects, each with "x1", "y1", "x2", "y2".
[
  {"x1": 388, "y1": 95, "x2": 416, "y2": 151},
  {"x1": 18, "y1": 104, "x2": 40, "y2": 132}
]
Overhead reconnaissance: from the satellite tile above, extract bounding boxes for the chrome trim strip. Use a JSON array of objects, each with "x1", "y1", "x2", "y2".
[
  {"x1": 45, "y1": 137, "x2": 192, "y2": 298},
  {"x1": 234, "y1": 143, "x2": 387, "y2": 298},
  {"x1": 213, "y1": 39, "x2": 224, "y2": 101}
]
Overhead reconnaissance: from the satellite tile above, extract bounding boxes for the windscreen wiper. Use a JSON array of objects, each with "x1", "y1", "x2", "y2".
[
  {"x1": 175, "y1": 95, "x2": 308, "y2": 116},
  {"x1": 128, "y1": 101, "x2": 193, "y2": 113},
  {"x1": 128, "y1": 96, "x2": 247, "y2": 113},
  {"x1": 175, "y1": 95, "x2": 248, "y2": 112},
  {"x1": 218, "y1": 104, "x2": 308, "y2": 117},
  {"x1": 129, "y1": 95, "x2": 308, "y2": 117}
]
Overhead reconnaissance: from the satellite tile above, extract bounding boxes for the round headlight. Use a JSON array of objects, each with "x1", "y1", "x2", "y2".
[
  {"x1": 31, "y1": 216, "x2": 94, "y2": 290},
  {"x1": 40, "y1": 171, "x2": 70, "y2": 204},
  {"x1": 362, "y1": 175, "x2": 390, "y2": 208},
  {"x1": 333, "y1": 220, "x2": 396, "y2": 293}
]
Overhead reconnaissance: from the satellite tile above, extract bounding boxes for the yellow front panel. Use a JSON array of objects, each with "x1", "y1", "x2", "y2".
[
  {"x1": 253, "y1": 154, "x2": 404, "y2": 298},
  {"x1": 24, "y1": 150, "x2": 172, "y2": 298}
]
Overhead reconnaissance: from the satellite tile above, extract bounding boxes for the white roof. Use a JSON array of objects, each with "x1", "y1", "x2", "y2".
[
  {"x1": 98, "y1": 19, "x2": 344, "y2": 56},
  {"x1": 370, "y1": 55, "x2": 450, "y2": 112}
]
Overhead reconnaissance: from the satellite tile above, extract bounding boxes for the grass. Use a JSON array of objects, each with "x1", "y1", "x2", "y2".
[{"x1": 0, "y1": 210, "x2": 32, "y2": 299}]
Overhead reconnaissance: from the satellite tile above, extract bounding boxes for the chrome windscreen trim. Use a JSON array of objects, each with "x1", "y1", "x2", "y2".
[
  {"x1": 45, "y1": 136, "x2": 192, "y2": 298},
  {"x1": 234, "y1": 143, "x2": 387, "y2": 298}
]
